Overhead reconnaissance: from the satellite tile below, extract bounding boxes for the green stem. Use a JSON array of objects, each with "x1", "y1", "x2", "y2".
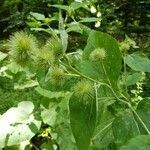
[{"x1": 123, "y1": 55, "x2": 128, "y2": 93}]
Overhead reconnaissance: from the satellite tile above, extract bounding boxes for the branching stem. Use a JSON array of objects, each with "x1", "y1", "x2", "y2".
[{"x1": 64, "y1": 55, "x2": 150, "y2": 135}]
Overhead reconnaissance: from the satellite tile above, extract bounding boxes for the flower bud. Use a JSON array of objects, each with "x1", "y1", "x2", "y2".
[
  {"x1": 95, "y1": 21, "x2": 101, "y2": 28},
  {"x1": 97, "y1": 12, "x2": 102, "y2": 17},
  {"x1": 90, "y1": 6, "x2": 97, "y2": 13}
]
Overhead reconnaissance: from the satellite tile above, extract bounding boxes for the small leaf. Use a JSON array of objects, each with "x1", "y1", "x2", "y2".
[
  {"x1": 66, "y1": 22, "x2": 83, "y2": 34},
  {"x1": 35, "y1": 86, "x2": 69, "y2": 99},
  {"x1": 125, "y1": 72, "x2": 143, "y2": 86},
  {"x1": 51, "y1": 5, "x2": 69, "y2": 12},
  {"x1": 30, "y1": 12, "x2": 45, "y2": 20},
  {"x1": 70, "y1": 2, "x2": 87, "y2": 10},
  {"x1": 79, "y1": 17, "x2": 102, "y2": 23}
]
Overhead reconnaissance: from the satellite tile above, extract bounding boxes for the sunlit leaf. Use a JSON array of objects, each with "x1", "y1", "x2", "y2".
[{"x1": 0, "y1": 101, "x2": 41, "y2": 148}]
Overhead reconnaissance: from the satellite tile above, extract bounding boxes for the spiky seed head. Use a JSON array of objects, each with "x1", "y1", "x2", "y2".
[
  {"x1": 49, "y1": 66, "x2": 65, "y2": 87},
  {"x1": 89, "y1": 48, "x2": 106, "y2": 62},
  {"x1": 45, "y1": 37, "x2": 63, "y2": 59},
  {"x1": 73, "y1": 80, "x2": 94, "y2": 98},
  {"x1": 36, "y1": 48, "x2": 55, "y2": 68},
  {"x1": 51, "y1": 66, "x2": 64, "y2": 81},
  {"x1": 8, "y1": 31, "x2": 38, "y2": 66}
]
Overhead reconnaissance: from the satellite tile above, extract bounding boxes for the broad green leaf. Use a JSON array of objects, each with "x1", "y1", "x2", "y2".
[
  {"x1": 80, "y1": 60, "x2": 104, "y2": 81},
  {"x1": 0, "y1": 101, "x2": 41, "y2": 148},
  {"x1": 136, "y1": 99, "x2": 150, "y2": 134},
  {"x1": 82, "y1": 30, "x2": 121, "y2": 91},
  {"x1": 69, "y1": 93, "x2": 96, "y2": 150},
  {"x1": 120, "y1": 135, "x2": 150, "y2": 150},
  {"x1": 112, "y1": 112, "x2": 140, "y2": 148},
  {"x1": 125, "y1": 52, "x2": 150, "y2": 72},
  {"x1": 0, "y1": 51, "x2": 8, "y2": 62},
  {"x1": 30, "y1": 12, "x2": 45, "y2": 20},
  {"x1": 66, "y1": 22, "x2": 83, "y2": 34}
]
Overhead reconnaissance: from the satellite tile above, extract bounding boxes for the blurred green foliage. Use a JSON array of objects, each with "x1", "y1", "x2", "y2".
[{"x1": 0, "y1": 0, "x2": 149, "y2": 38}]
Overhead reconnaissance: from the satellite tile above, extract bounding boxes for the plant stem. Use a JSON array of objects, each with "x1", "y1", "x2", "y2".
[{"x1": 123, "y1": 55, "x2": 128, "y2": 93}]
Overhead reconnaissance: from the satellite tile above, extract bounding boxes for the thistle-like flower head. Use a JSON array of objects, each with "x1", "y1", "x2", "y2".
[
  {"x1": 8, "y1": 31, "x2": 38, "y2": 66},
  {"x1": 45, "y1": 37, "x2": 63, "y2": 59},
  {"x1": 50, "y1": 66, "x2": 64, "y2": 81},
  {"x1": 73, "y1": 80, "x2": 94, "y2": 97},
  {"x1": 89, "y1": 48, "x2": 106, "y2": 62}
]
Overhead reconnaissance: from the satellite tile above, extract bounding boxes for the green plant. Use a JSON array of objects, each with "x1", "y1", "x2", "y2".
[{"x1": 0, "y1": 27, "x2": 149, "y2": 150}]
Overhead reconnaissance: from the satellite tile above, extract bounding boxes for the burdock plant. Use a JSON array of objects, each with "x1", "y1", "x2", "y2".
[{"x1": 8, "y1": 31, "x2": 38, "y2": 67}]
